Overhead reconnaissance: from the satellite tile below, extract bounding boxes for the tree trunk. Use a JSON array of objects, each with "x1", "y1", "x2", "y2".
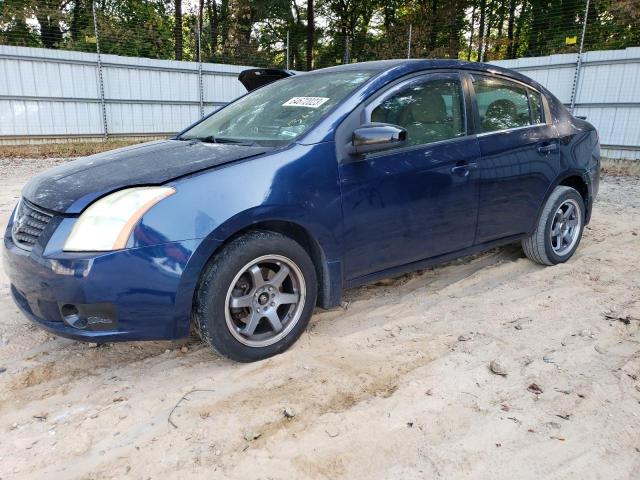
[
  {"x1": 447, "y1": 0, "x2": 464, "y2": 58},
  {"x1": 428, "y1": 0, "x2": 439, "y2": 52},
  {"x1": 70, "y1": 0, "x2": 87, "y2": 42},
  {"x1": 513, "y1": 0, "x2": 527, "y2": 58},
  {"x1": 506, "y1": 0, "x2": 516, "y2": 58},
  {"x1": 197, "y1": 0, "x2": 204, "y2": 60},
  {"x1": 526, "y1": 0, "x2": 544, "y2": 56},
  {"x1": 220, "y1": 0, "x2": 230, "y2": 41},
  {"x1": 174, "y1": 0, "x2": 183, "y2": 60},
  {"x1": 306, "y1": 0, "x2": 314, "y2": 70},
  {"x1": 477, "y1": 0, "x2": 486, "y2": 60},
  {"x1": 39, "y1": 12, "x2": 63, "y2": 49},
  {"x1": 492, "y1": 1, "x2": 506, "y2": 57},
  {"x1": 230, "y1": 0, "x2": 253, "y2": 60},
  {"x1": 207, "y1": 0, "x2": 218, "y2": 57},
  {"x1": 467, "y1": 1, "x2": 477, "y2": 60}
]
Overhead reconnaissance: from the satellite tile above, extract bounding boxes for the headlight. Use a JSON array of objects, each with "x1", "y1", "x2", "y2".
[{"x1": 63, "y1": 186, "x2": 175, "y2": 252}]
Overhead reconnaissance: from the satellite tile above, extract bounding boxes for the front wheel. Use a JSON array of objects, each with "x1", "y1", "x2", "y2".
[
  {"x1": 194, "y1": 230, "x2": 317, "y2": 362},
  {"x1": 522, "y1": 185, "x2": 585, "y2": 266}
]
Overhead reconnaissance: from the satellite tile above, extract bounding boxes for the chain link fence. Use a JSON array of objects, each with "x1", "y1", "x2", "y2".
[
  {"x1": 2, "y1": 1, "x2": 638, "y2": 69},
  {"x1": 1, "y1": 0, "x2": 639, "y2": 156}
]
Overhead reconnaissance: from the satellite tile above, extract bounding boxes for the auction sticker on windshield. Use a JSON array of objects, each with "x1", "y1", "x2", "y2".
[{"x1": 282, "y1": 97, "x2": 330, "y2": 108}]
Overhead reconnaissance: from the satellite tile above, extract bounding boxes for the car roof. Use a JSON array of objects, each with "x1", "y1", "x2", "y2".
[{"x1": 308, "y1": 59, "x2": 545, "y2": 92}]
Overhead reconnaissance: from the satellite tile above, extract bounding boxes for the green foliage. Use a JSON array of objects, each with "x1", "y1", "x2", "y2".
[{"x1": 1, "y1": 0, "x2": 639, "y2": 67}]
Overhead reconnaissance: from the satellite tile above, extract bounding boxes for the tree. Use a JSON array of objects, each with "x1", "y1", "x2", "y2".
[
  {"x1": 307, "y1": 0, "x2": 314, "y2": 70},
  {"x1": 477, "y1": 0, "x2": 486, "y2": 60},
  {"x1": 175, "y1": 0, "x2": 183, "y2": 60},
  {"x1": 1, "y1": 0, "x2": 639, "y2": 67},
  {"x1": 206, "y1": 0, "x2": 218, "y2": 56}
]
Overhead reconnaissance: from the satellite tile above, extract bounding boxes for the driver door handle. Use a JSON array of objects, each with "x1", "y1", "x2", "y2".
[{"x1": 537, "y1": 142, "x2": 558, "y2": 154}]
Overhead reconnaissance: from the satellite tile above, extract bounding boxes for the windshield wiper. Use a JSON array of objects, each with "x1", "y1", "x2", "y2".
[
  {"x1": 198, "y1": 135, "x2": 218, "y2": 143},
  {"x1": 177, "y1": 135, "x2": 257, "y2": 146},
  {"x1": 213, "y1": 137, "x2": 256, "y2": 145}
]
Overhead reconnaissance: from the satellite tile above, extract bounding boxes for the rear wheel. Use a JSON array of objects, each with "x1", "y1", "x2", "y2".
[
  {"x1": 522, "y1": 186, "x2": 585, "y2": 266},
  {"x1": 194, "y1": 230, "x2": 317, "y2": 362}
]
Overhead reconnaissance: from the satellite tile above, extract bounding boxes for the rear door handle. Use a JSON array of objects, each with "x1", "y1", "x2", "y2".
[
  {"x1": 537, "y1": 142, "x2": 558, "y2": 154},
  {"x1": 450, "y1": 162, "x2": 478, "y2": 176}
]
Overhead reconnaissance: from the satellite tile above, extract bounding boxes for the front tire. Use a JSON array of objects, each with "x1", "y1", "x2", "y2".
[
  {"x1": 194, "y1": 230, "x2": 317, "y2": 362},
  {"x1": 522, "y1": 185, "x2": 585, "y2": 266}
]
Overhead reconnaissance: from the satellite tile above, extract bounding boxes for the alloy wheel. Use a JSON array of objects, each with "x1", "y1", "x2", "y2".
[
  {"x1": 224, "y1": 254, "x2": 306, "y2": 347},
  {"x1": 550, "y1": 199, "x2": 581, "y2": 256}
]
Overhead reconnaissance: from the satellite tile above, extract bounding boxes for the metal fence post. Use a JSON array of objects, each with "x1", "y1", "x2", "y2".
[
  {"x1": 92, "y1": 1, "x2": 108, "y2": 139},
  {"x1": 570, "y1": 0, "x2": 590, "y2": 113},
  {"x1": 407, "y1": 24, "x2": 412, "y2": 59},
  {"x1": 286, "y1": 30, "x2": 290, "y2": 70},
  {"x1": 196, "y1": 20, "x2": 204, "y2": 118},
  {"x1": 479, "y1": 21, "x2": 487, "y2": 62},
  {"x1": 344, "y1": 35, "x2": 350, "y2": 64}
]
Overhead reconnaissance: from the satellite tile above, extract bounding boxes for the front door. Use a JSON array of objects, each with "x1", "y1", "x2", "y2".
[{"x1": 339, "y1": 72, "x2": 481, "y2": 280}]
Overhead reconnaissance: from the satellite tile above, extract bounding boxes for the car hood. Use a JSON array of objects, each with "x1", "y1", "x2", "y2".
[{"x1": 22, "y1": 140, "x2": 271, "y2": 214}]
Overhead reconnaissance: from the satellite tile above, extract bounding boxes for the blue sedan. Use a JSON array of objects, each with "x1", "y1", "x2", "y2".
[{"x1": 3, "y1": 60, "x2": 600, "y2": 362}]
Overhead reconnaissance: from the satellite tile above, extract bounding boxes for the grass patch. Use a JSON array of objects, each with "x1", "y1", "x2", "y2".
[
  {"x1": 0, "y1": 139, "x2": 149, "y2": 159},
  {"x1": 601, "y1": 158, "x2": 640, "y2": 177}
]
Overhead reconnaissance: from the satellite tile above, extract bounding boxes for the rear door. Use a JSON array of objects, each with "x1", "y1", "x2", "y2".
[{"x1": 469, "y1": 74, "x2": 560, "y2": 243}]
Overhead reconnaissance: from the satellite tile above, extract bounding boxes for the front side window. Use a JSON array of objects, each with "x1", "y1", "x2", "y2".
[
  {"x1": 370, "y1": 76, "x2": 465, "y2": 146},
  {"x1": 181, "y1": 71, "x2": 374, "y2": 145},
  {"x1": 473, "y1": 75, "x2": 532, "y2": 133}
]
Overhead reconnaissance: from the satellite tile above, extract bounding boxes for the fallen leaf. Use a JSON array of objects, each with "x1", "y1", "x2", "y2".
[{"x1": 527, "y1": 383, "x2": 543, "y2": 395}]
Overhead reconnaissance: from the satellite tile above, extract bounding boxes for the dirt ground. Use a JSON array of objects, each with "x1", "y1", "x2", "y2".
[{"x1": 1, "y1": 157, "x2": 639, "y2": 480}]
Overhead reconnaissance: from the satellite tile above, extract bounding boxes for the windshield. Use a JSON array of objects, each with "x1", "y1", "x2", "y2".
[{"x1": 180, "y1": 71, "x2": 374, "y2": 145}]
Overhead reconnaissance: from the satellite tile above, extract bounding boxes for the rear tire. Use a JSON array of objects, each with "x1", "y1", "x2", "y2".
[
  {"x1": 194, "y1": 230, "x2": 317, "y2": 362},
  {"x1": 522, "y1": 186, "x2": 585, "y2": 266}
]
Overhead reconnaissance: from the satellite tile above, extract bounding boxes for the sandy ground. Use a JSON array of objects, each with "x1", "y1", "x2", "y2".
[{"x1": 1, "y1": 157, "x2": 639, "y2": 480}]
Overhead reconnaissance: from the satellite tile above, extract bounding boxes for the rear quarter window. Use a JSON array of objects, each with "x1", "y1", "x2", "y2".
[
  {"x1": 472, "y1": 75, "x2": 532, "y2": 133},
  {"x1": 528, "y1": 89, "x2": 544, "y2": 124}
]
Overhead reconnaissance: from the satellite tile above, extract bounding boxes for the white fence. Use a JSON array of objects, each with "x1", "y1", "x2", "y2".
[
  {"x1": 492, "y1": 47, "x2": 640, "y2": 160},
  {"x1": 1, "y1": 45, "x2": 639, "y2": 159},
  {"x1": 0, "y1": 45, "x2": 250, "y2": 143}
]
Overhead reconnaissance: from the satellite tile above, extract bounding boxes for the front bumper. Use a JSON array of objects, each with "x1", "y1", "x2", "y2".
[{"x1": 3, "y1": 227, "x2": 202, "y2": 342}]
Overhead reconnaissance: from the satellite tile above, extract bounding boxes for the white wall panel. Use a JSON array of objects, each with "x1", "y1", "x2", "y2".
[
  {"x1": 0, "y1": 45, "x2": 250, "y2": 141},
  {"x1": 1, "y1": 44, "x2": 639, "y2": 159}
]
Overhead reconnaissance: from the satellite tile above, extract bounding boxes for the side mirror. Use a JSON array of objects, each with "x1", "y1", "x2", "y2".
[{"x1": 346, "y1": 123, "x2": 407, "y2": 155}]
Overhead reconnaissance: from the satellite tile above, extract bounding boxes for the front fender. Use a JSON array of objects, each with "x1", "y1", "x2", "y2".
[
  {"x1": 130, "y1": 142, "x2": 343, "y2": 335},
  {"x1": 132, "y1": 142, "x2": 342, "y2": 258}
]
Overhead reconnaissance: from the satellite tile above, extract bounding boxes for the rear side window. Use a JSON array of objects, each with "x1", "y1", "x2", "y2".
[
  {"x1": 370, "y1": 76, "x2": 465, "y2": 146},
  {"x1": 472, "y1": 75, "x2": 532, "y2": 133},
  {"x1": 528, "y1": 89, "x2": 544, "y2": 124}
]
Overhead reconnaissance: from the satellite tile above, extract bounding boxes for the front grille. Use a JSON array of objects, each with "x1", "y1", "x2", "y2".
[{"x1": 11, "y1": 200, "x2": 54, "y2": 250}]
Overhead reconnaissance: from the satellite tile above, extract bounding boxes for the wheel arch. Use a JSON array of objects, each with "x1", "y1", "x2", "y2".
[
  {"x1": 221, "y1": 220, "x2": 336, "y2": 310},
  {"x1": 558, "y1": 174, "x2": 589, "y2": 204},
  {"x1": 531, "y1": 170, "x2": 593, "y2": 235},
  {"x1": 173, "y1": 214, "x2": 341, "y2": 337}
]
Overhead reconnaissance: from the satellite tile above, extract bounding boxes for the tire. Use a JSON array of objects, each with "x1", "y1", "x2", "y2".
[
  {"x1": 522, "y1": 186, "x2": 585, "y2": 266},
  {"x1": 193, "y1": 230, "x2": 317, "y2": 362}
]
